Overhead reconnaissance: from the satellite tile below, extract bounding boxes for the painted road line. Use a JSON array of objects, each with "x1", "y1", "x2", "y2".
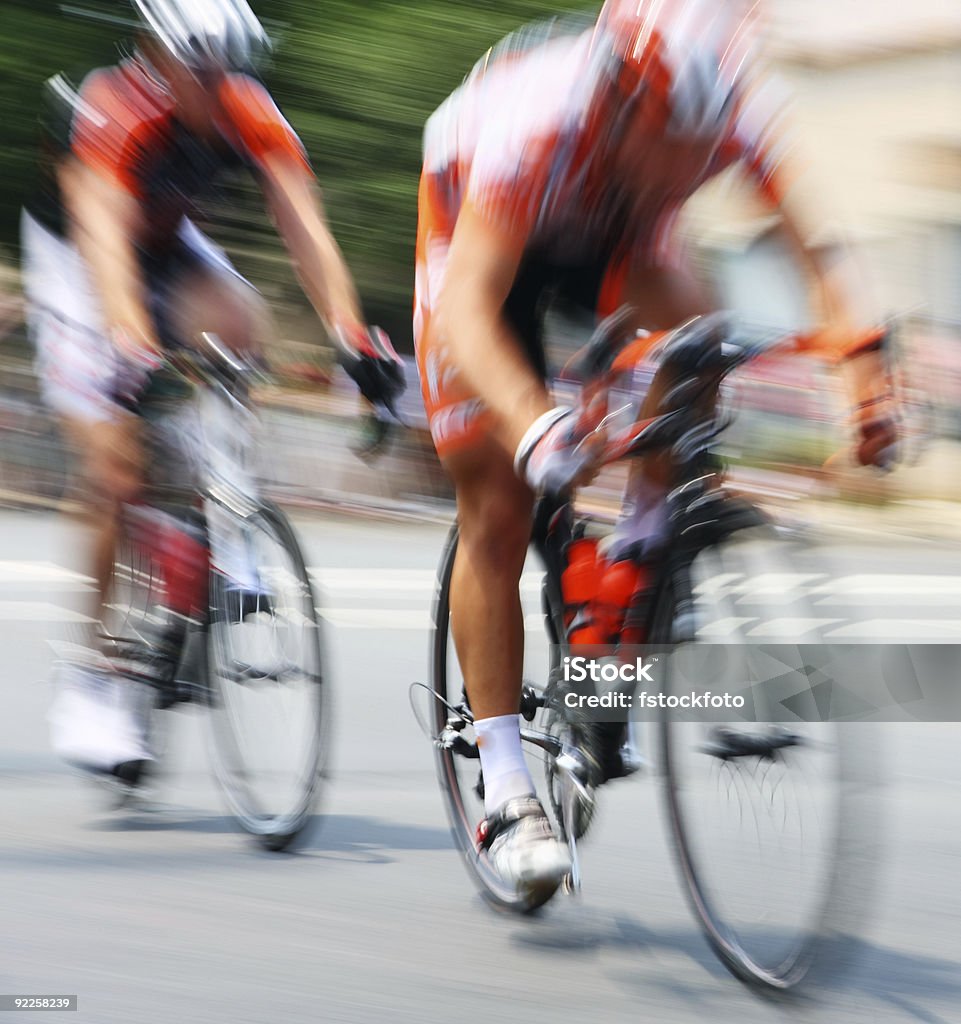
[
  {"x1": 0, "y1": 602, "x2": 93, "y2": 622},
  {"x1": 310, "y1": 568, "x2": 544, "y2": 594}
]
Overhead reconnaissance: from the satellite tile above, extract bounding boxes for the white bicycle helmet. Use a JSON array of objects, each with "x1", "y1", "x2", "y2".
[
  {"x1": 594, "y1": 0, "x2": 760, "y2": 140},
  {"x1": 131, "y1": 0, "x2": 269, "y2": 71}
]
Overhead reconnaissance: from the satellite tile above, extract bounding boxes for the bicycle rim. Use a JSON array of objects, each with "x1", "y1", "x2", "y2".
[
  {"x1": 429, "y1": 524, "x2": 565, "y2": 912},
  {"x1": 205, "y1": 500, "x2": 326, "y2": 851}
]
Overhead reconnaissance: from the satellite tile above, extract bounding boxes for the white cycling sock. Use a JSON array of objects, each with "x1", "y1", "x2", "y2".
[
  {"x1": 474, "y1": 714, "x2": 535, "y2": 816},
  {"x1": 49, "y1": 663, "x2": 154, "y2": 769}
]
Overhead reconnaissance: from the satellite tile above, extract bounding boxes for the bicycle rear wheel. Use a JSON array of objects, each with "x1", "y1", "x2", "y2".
[
  {"x1": 205, "y1": 499, "x2": 326, "y2": 851},
  {"x1": 655, "y1": 527, "x2": 880, "y2": 989},
  {"x1": 428, "y1": 524, "x2": 570, "y2": 911}
]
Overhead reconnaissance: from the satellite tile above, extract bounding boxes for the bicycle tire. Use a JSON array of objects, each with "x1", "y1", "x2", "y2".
[
  {"x1": 430, "y1": 523, "x2": 574, "y2": 912},
  {"x1": 205, "y1": 499, "x2": 327, "y2": 852},
  {"x1": 654, "y1": 528, "x2": 881, "y2": 990}
]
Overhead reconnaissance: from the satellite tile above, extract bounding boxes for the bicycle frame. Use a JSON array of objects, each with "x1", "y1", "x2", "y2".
[
  {"x1": 107, "y1": 336, "x2": 268, "y2": 696},
  {"x1": 520, "y1": 314, "x2": 801, "y2": 841}
]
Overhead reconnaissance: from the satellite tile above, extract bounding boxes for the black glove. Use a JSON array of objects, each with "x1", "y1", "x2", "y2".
[{"x1": 333, "y1": 324, "x2": 406, "y2": 413}]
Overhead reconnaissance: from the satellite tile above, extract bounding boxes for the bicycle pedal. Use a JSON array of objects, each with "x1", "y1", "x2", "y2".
[
  {"x1": 437, "y1": 729, "x2": 479, "y2": 760},
  {"x1": 519, "y1": 683, "x2": 542, "y2": 721}
]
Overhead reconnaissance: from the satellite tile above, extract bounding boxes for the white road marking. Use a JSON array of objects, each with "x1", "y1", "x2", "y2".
[
  {"x1": 826, "y1": 620, "x2": 961, "y2": 640},
  {"x1": 0, "y1": 562, "x2": 94, "y2": 590},
  {"x1": 312, "y1": 569, "x2": 436, "y2": 591},
  {"x1": 811, "y1": 575, "x2": 961, "y2": 596},
  {"x1": 746, "y1": 618, "x2": 845, "y2": 638},
  {"x1": 310, "y1": 568, "x2": 543, "y2": 593},
  {"x1": 730, "y1": 573, "x2": 828, "y2": 595},
  {"x1": 5, "y1": 561, "x2": 961, "y2": 640},
  {"x1": 695, "y1": 617, "x2": 760, "y2": 637},
  {"x1": 0, "y1": 602, "x2": 93, "y2": 623},
  {"x1": 319, "y1": 609, "x2": 550, "y2": 632},
  {"x1": 320, "y1": 609, "x2": 431, "y2": 629}
]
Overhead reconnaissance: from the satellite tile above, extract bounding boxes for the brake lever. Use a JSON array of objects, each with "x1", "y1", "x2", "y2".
[
  {"x1": 349, "y1": 397, "x2": 409, "y2": 464},
  {"x1": 576, "y1": 305, "x2": 639, "y2": 381}
]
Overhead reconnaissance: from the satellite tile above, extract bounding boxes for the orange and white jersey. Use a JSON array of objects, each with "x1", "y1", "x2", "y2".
[
  {"x1": 420, "y1": 11, "x2": 791, "y2": 269},
  {"x1": 413, "y1": 10, "x2": 796, "y2": 456}
]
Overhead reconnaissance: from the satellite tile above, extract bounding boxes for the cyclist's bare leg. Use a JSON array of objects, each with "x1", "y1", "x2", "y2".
[
  {"x1": 60, "y1": 412, "x2": 144, "y2": 621},
  {"x1": 444, "y1": 436, "x2": 534, "y2": 722},
  {"x1": 445, "y1": 437, "x2": 572, "y2": 889}
]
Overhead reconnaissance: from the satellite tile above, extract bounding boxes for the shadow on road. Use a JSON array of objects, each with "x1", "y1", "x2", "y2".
[
  {"x1": 301, "y1": 813, "x2": 452, "y2": 862},
  {"x1": 90, "y1": 811, "x2": 236, "y2": 834},
  {"x1": 88, "y1": 811, "x2": 453, "y2": 864},
  {"x1": 515, "y1": 916, "x2": 961, "y2": 1024}
]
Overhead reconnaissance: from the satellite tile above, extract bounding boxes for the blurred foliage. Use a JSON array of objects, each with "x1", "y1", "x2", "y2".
[{"x1": 0, "y1": 1, "x2": 592, "y2": 349}]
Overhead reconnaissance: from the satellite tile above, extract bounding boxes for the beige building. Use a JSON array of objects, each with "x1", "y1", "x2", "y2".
[{"x1": 690, "y1": 0, "x2": 961, "y2": 332}]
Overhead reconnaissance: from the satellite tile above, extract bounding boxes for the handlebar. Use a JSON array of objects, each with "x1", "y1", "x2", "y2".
[
  {"x1": 566, "y1": 308, "x2": 892, "y2": 470},
  {"x1": 163, "y1": 333, "x2": 268, "y2": 390}
]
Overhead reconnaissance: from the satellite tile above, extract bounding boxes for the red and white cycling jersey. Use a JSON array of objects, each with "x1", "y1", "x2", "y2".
[
  {"x1": 421, "y1": 13, "x2": 788, "y2": 268},
  {"x1": 413, "y1": 14, "x2": 794, "y2": 455}
]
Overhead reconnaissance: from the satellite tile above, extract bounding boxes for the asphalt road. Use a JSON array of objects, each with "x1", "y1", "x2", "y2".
[{"x1": 1, "y1": 509, "x2": 959, "y2": 1024}]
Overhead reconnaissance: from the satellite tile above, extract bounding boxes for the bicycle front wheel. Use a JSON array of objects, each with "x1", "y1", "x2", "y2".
[
  {"x1": 205, "y1": 499, "x2": 327, "y2": 851},
  {"x1": 655, "y1": 528, "x2": 881, "y2": 990}
]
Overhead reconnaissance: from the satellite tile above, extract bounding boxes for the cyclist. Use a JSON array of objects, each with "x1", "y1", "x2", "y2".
[
  {"x1": 22, "y1": 0, "x2": 403, "y2": 782},
  {"x1": 414, "y1": 0, "x2": 897, "y2": 905}
]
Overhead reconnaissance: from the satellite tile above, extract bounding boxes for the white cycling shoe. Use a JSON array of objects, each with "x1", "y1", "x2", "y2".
[
  {"x1": 49, "y1": 661, "x2": 154, "y2": 774},
  {"x1": 477, "y1": 795, "x2": 572, "y2": 908}
]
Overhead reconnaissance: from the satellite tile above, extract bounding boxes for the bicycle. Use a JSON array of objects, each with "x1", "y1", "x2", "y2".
[
  {"x1": 415, "y1": 311, "x2": 882, "y2": 990},
  {"x1": 97, "y1": 332, "x2": 327, "y2": 851}
]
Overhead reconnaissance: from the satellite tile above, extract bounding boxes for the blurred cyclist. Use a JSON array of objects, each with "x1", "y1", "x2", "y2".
[
  {"x1": 414, "y1": 0, "x2": 897, "y2": 906},
  {"x1": 21, "y1": 0, "x2": 403, "y2": 783}
]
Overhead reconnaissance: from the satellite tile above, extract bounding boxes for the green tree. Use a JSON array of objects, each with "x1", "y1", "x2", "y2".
[{"x1": 0, "y1": 1, "x2": 591, "y2": 349}]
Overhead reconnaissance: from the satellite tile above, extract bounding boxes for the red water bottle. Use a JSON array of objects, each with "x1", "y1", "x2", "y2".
[
  {"x1": 561, "y1": 538, "x2": 606, "y2": 646},
  {"x1": 593, "y1": 557, "x2": 644, "y2": 644}
]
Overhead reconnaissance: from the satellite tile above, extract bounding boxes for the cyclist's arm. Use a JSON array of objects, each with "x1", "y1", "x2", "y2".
[
  {"x1": 733, "y1": 84, "x2": 889, "y2": 408},
  {"x1": 434, "y1": 202, "x2": 550, "y2": 452},
  {"x1": 59, "y1": 155, "x2": 160, "y2": 361},
  {"x1": 773, "y1": 187, "x2": 890, "y2": 409},
  {"x1": 257, "y1": 151, "x2": 365, "y2": 334}
]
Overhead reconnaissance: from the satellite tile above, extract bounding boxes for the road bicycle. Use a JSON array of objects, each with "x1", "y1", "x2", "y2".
[
  {"x1": 98, "y1": 333, "x2": 327, "y2": 851},
  {"x1": 416, "y1": 311, "x2": 881, "y2": 989}
]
